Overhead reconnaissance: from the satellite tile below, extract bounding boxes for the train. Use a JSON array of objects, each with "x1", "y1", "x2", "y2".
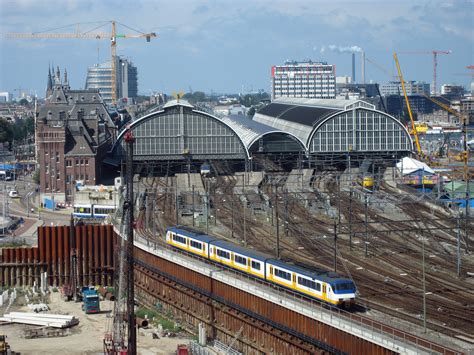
[
  {"x1": 73, "y1": 204, "x2": 116, "y2": 219},
  {"x1": 165, "y1": 226, "x2": 357, "y2": 307}
]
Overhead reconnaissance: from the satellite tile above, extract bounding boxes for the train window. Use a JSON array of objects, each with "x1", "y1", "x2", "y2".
[
  {"x1": 190, "y1": 240, "x2": 202, "y2": 250},
  {"x1": 251, "y1": 261, "x2": 261, "y2": 271},
  {"x1": 333, "y1": 282, "x2": 354, "y2": 291},
  {"x1": 274, "y1": 268, "x2": 291, "y2": 281},
  {"x1": 94, "y1": 207, "x2": 114, "y2": 215},
  {"x1": 298, "y1": 277, "x2": 319, "y2": 291},
  {"x1": 75, "y1": 207, "x2": 91, "y2": 214},
  {"x1": 173, "y1": 234, "x2": 187, "y2": 245},
  {"x1": 216, "y1": 249, "x2": 230, "y2": 260},
  {"x1": 235, "y1": 255, "x2": 247, "y2": 266}
]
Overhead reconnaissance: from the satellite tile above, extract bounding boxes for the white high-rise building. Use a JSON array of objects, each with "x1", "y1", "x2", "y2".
[{"x1": 271, "y1": 61, "x2": 336, "y2": 100}]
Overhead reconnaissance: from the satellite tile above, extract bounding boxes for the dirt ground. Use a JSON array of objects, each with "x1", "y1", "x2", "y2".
[{"x1": 1, "y1": 291, "x2": 192, "y2": 355}]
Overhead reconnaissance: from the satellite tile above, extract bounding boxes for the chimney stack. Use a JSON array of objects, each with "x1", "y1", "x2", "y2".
[
  {"x1": 361, "y1": 51, "x2": 365, "y2": 84},
  {"x1": 352, "y1": 53, "x2": 356, "y2": 83}
]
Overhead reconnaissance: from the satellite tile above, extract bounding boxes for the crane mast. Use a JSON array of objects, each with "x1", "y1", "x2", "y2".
[{"x1": 393, "y1": 53, "x2": 422, "y2": 156}]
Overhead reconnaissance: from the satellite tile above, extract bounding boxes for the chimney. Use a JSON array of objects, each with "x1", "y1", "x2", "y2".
[
  {"x1": 352, "y1": 53, "x2": 356, "y2": 83},
  {"x1": 361, "y1": 51, "x2": 365, "y2": 84}
]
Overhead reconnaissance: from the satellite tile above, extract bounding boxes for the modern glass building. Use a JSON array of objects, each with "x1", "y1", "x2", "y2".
[{"x1": 85, "y1": 56, "x2": 138, "y2": 105}]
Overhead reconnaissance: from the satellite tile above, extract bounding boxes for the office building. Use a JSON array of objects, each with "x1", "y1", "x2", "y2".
[
  {"x1": 380, "y1": 81, "x2": 430, "y2": 96},
  {"x1": 271, "y1": 61, "x2": 336, "y2": 100},
  {"x1": 85, "y1": 56, "x2": 138, "y2": 105}
]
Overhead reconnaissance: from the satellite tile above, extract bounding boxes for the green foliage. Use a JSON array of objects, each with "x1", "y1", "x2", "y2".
[
  {"x1": 12, "y1": 117, "x2": 35, "y2": 142},
  {"x1": 32, "y1": 169, "x2": 40, "y2": 184},
  {"x1": 240, "y1": 92, "x2": 270, "y2": 107},
  {"x1": 19, "y1": 98, "x2": 29, "y2": 106},
  {"x1": 0, "y1": 118, "x2": 13, "y2": 144},
  {"x1": 135, "y1": 306, "x2": 181, "y2": 332},
  {"x1": 182, "y1": 91, "x2": 207, "y2": 103}
]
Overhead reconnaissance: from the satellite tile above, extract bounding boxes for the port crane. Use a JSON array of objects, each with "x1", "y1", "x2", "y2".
[
  {"x1": 5, "y1": 21, "x2": 157, "y2": 106},
  {"x1": 399, "y1": 50, "x2": 451, "y2": 95}
]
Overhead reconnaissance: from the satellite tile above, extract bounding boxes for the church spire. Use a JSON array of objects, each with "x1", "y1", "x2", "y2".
[
  {"x1": 63, "y1": 68, "x2": 68, "y2": 86},
  {"x1": 55, "y1": 66, "x2": 61, "y2": 85},
  {"x1": 47, "y1": 67, "x2": 52, "y2": 91}
]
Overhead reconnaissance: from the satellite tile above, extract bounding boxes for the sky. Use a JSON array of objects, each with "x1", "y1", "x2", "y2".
[{"x1": 0, "y1": 0, "x2": 473, "y2": 98}]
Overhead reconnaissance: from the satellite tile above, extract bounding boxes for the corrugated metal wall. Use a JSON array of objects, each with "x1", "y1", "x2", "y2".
[{"x1": 0, "y1": 225, "x2": 116, "y2": 287}]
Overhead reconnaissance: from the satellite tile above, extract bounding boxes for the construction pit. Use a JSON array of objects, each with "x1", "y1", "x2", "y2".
[{"x1": 0, "y1": 288, "x2": 192, "y2": 355}]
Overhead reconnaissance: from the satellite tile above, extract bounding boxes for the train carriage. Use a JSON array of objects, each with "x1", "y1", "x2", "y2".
[
  {"x1": 166, "y1": 226, "x2": 214, "y2": 258},
  {"x1": 209, "y1": 240, "x2": 268, "y2": 279}
]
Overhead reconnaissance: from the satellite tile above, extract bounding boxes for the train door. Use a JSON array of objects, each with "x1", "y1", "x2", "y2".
[
  {"x1": 292, "y1": 274, "x2": 296, "y2": 288},
  {"x1": 269, "y1": 266, "x2": 273, "y2": 281},
  {"x1": 322, "y1": 284, "x2": 327, "y2": 301}
]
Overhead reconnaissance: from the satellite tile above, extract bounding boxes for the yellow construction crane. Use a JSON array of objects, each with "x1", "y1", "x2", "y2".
[
  {"x1": 393, "y1": 52, "x2": 423, "y2": 156},
  {"x1": 5, "y1": 21, "x2": 156, "y2": 106},
  {"x1": 422, "y1": 93, "x2": 470, "y2": 181}
]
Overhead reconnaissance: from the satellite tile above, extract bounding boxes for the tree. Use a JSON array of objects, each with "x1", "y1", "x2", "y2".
[
  {"x1": 0, "y1": 118, "x2": 13, "y2": 144},
  {"x1": 19, "y1": 98, "x2": 29, "y2": 106}
]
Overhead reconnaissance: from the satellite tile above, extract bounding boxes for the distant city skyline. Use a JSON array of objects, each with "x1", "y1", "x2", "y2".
[{"x1": 0, "y1": 0, "x2": 472, "y2": 98}]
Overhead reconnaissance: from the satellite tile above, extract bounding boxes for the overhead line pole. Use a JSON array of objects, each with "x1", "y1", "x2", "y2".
[{"x1": 124, "y1": 128, "x2": 136, "y2": 355}]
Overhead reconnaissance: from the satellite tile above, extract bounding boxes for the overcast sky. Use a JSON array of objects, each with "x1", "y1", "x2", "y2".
[{"x1": 0, "y1": 0, "x2": 472, "y2": 98}]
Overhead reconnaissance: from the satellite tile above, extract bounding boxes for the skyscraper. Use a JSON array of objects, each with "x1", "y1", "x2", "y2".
[
  {"x1": 85, "y1": 56, "x2": 138, "y2": 105},
  {"x1": 271, "y1": 61, "x2": 336, "y2": 100}
]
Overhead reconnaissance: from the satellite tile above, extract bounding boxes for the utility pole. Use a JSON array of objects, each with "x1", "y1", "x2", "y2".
[
  {"x1": 175, "y1": 186, "x2": 179, "y2": 225},
  {"x1": 192, "y1": 185, "x2": 195, "y2": 227},
  {"x1": 457, "y1": 216, "x2": 461, "y2": 277},
  {"x1": 421, "y1": 235, "x2": 427, "y2": 333},
  {"x1": 349, "y1": 188, "x2": 353, "y2": 250},
  {"x1": 275, "y1": 185, "x2": 280, "y2": 259},
  {"x1": 243, "y1": 173, "x2": 247, "y2": 246},
  {"x1": 284, "y1": 188, "x2": 288, "y2": 238},
  {"x1": 206, "y1": 178, "x2": 209, "y2": 235},
  {"x1": 333, "y1": 220, "x2": 337, "y2": 272},
  {"x1": 231, "y1": 198, "x2": 234, "y2": 239},
  {"x1": 124, "y1": 128, "x2": 136, "y2": 355},
  {"x1": 364, "y1": 193, "x2": 369, "y2": 257}
]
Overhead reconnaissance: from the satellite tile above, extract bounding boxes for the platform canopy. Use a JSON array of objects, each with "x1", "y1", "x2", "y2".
[
  {"x1": 254, "y1": 98, "x2": 413, "y2": 155},
  {"x1": 112, "y1": 100, "x2": 248, "y2": 161}
]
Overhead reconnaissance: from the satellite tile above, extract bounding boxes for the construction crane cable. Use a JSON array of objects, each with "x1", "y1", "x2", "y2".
[
  {"x1": 115, "y1": 21, "x2": 146, "y2": 35},
  {"x1": 32, "y1": 21, "x2": 109, "y2": 35}
]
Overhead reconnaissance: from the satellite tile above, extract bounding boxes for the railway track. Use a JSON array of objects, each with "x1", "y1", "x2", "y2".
[{"x1": 140, "y1": 171, "x2": 474, "y2": 342}]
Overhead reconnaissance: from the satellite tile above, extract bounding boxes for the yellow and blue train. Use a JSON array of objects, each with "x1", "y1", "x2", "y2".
[{"x1": 166, "y1": 226, "x2": 357, "y2": 307}]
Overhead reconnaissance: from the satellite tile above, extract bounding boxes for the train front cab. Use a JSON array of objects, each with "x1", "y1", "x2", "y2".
[{"x1": 329, "y1": 279, "x2": 357, "y2": 307}]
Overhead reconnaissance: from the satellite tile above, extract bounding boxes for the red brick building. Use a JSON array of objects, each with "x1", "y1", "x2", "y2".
[{"x1": 37, "y1": 67, "x2": 116, "y2": 203}]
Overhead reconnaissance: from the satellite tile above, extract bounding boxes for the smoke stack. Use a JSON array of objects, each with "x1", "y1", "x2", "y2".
[
  {"x1": 352, "y1": 53, "x2": 356, "y2": 83},
  {"x1": 361, "y1": 51, "x2": 365, "y2": 84}
]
